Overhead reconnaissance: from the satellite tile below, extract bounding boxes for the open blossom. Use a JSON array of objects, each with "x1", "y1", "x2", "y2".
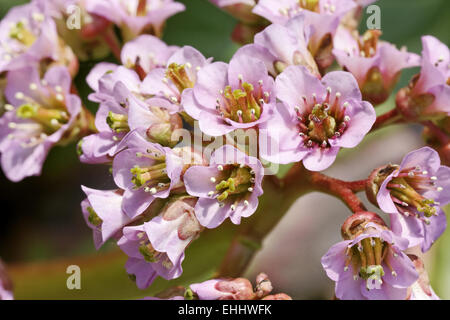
[
  {"x1": 86, "y1": 35, "x2": 179, "y2": 89},
  {"x1": 0, "y1": 2, "x2": 59, "y2": 73},
  {"x1": 253, "y1": 0, "x2": 357, "y2": 69},
  {"x1": 260, "y1": 65, "x2": 375, "y2": 171},
  {"x1": 184, "y1": 145, "x2": 264, "y2": 229},
  {"x1": 112, "y1": 131, "x2": 184, "y2": 218},
  {"x1": 333, "y1": 28, "x2": 420, "y2": 105},
  {"x1": 118, "y1": 197, "x2": 201, "y2": 289},
  {"x1": 397, "y1": 36, "x2": 449, "y2": 120},
  {"x1": 142, "y1": 46, "x2": 212, "y2": 108},
  {"x1": 85, "y1": 0, "x2": 185, "y2": 40},
  {"x1": 236, "y1": 15, "x2": 319, "y2": 77},
  {"x1": 370, "y1": 147, "x2": 450, "y2": 252},
  {"x1": 0, "y1": 66, "x2": 82, "y2": 181},
  {"x1": 182, "y1": 52, "x2": 275, "y2": 136},
  {"x1": 121, "y1": 34, "x2": 179, "y2": 75},
  {"x1": 0, "y1": 260, "x2": 13, "y2": 300},
  {"x1": 81, "y1": 186, "x2": 134, "y2": 250},
  {"x1": 322, "y1": 213, "x2": 418, "y2": 300}
]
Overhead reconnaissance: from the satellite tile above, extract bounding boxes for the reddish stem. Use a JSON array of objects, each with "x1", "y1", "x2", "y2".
[
  {"x1": 422, "y1": 120, "x2": 450, "y2": 145},
  {"x1": 102, "y1": 28, "x2": 122, "y2": 62},
  {"x1": 371, "y1": 108, "x2": 403, "y2": 132}
]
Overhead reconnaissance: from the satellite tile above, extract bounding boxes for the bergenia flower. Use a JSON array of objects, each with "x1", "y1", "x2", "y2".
[
  {"x1": 322, "y1": 214, "x2": 418, "y2": 300},
  {"x1": 406, "y1": 255, "x2": 440, "y2": 300},
  {"x1": 0, "y1": 65, "x2": 82, "y2": 181},
  {"x1": 142, "y1": 46, "x2": 212, "y2": 108},
  {"x1": 121, "y1": 34, "x2": 179, "y2": 76},
  {"x1": 0, "y1": 2, "x2": 59, "y2": 73},
  {"x1": 259, "y1": 65, "x2": 375, "y2": 171},
  {"x1": 397, "y1": 36, "x2": 449, "y2": 120},
  {"x1": 236, "y1": 15, "x2": 319, "y2": 77},
  {"x1": 0, "y1": 260, "x2": 13, "y2": 300},
  {"x1": 182, "y1": 52, "x2": 275, "y2": 136},
  {"x1": 112, "y1": 131, "x2": 183, "y2": 218},
  {"x1": 85, "y1": 0, "x2": 185, "y2": 40},
  {"x1": 184, "y1": 145, "x2": 264, "y2": 229},
  {"x1": 373, "y1": 147, "x2": 450, "y2": 252},
  {"x1": 117, "y1": 224, "x2": 183, "y2": 289},
  {"x1": 333, "y1": 27, "x2": 420, "y2": 105},
  {"x1": 253, "y1": 0, "x2": 357, "y2": 69},
  {"x1": 80, "y1": 67, "x2": 144, "y2": 163},
  {"x1": 81, "y1": 186, "x2": 133, "y2": 250}
]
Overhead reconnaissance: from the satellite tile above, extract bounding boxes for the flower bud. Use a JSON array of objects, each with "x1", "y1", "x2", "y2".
[
  {"x1": 406, "y1": 255, "x2": 440, "y2": 300},
  {"x1": 341, "y1": 211, "x2": 387, "y2": 240}
]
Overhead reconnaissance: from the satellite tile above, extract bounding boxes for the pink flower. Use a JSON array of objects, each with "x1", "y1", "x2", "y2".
[
  {"x1": 374, "y1": 147, "x2": 449, "y2": 252},
  {"x1": 259, "y1": 65, "x2": 375, "y2": 171},
  {"x1": 322, "y1": 220, "x2": 418, "y2": 300},
  {"x1": 190, "y1": 278, "x2": 255, "y2": 300},
  {"x1": 0, "y1": 65, "x2": 81, "y2": 181},
  {"x1": 182, "y1": 52, "x2": 275, "y2": 136},
  {"x1": 333, "y1": 27, "x2": 420, "y2": 105},
  {"x1": 118, "y1": 224, "x2": 184, "y2": 289},
  {"x1": 85, "y1": 0, "x2": 185, "y2": 39},
  {"x1": 142, "y1": 46, "x2": 212, "y2": 108},
  {"x1": 253, "y1": 0, "x2": 357, "y2": 69},
  {"x1": 184, "y1": 145, "x2": 264, "y2": 229},
  {"x1": 0, "y1": 2, "x2": 59, "y2": 73},
  {"x1": 81, "y1": 186, "x2": 134, "y2": 250},
  {"x1": 112, "y1": 131, "x2": 184, "y2": 218},
  {"x1": 397, "y1": 36, "x2": 449, "y2": 119},
  {"x1": 235, "y1": 15, "x2": 319, "y2": 77},
  {"x1": 121, "y1": 34, "x2": 179, "y2": 74}
]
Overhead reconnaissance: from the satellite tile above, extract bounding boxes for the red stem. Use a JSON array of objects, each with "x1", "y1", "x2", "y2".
[
  {"x1": 371, "y1": 108, "x2": 403, "y2": 132},
  {"x1": 422, "y1": 120, "x2": 450, "y2": 145},
  {"x1": 102, "y1": 28, "x2": 122, "y2": 62}
]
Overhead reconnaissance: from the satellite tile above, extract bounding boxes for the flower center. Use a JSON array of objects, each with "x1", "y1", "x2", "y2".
[
  {"x1": 356, "y1": 30, "x2": 381, "y2": 58},
  {"x1": 165, "y1": 63, "x2": 195, "y2": 93},
  {"x1": 387, "y1": 166, "x2": 442, "y2": 221},
  {"x1": 106, "y1": 112, "x2": 129, "y2": 133},
  {"x1": 208, "y1": 164, "x2": 256, "y2": 210},
  {"x1": 344, "y1": 236, "x2": 398, "y2": 290},
  {"x1": 298, "y1": 0, "x2": 319, "y2": 12},
  {"x1": 216, "y1": 77, "x2": 268, "y2": 124},
  {"x1": 296, "y1": 88, "x2": 350, "y2": 148},
  {"x1": 138, "y1": 233, "x2": 174, "y2": 269},
  {"x1": 131, "y1": 150, "x2": 170, "y2": 194},
  {"x1": 9, "y1": 21, "x2": 36, "y2": 47}
]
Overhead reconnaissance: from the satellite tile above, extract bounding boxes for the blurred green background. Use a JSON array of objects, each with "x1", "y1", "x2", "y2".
[{"x1": 0, "y1": 0, "x2": 449, "y2": 299}]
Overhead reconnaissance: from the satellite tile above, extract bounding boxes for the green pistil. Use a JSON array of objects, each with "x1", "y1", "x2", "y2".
[
  {"x1": 16, "y1": 103, "x2": 69, "y2": 133},
  {"x1": 9, "y1": 21, "x2": 35, "y2": 46},
  {"x1": 389, "y1": 177, "x2": 437, "y2": 217},
  {"x1": 215, "y1": 167, "x2": 253, "y2": 202},
  {"x1": 139, "y1": 244, "x2": 160, "y2": 263},
  {"x1": 359, "y1": 265, "x2": 385, "y2": 280},
  {"x1": 307, "y1": 104, "x2": 337, "y2": 142},
  {"x1": 87, "y1": 207, "x2": 102, "y2": 227},
  {"x1": 166, "y1": 63, "x2": 194, "y2": 92},
  {"x1": 222, "y1": 82, "x2": 262, "y2": 123},
  {"x1": 106, "y1": 112, "x2": 129, "y2": 133},
  {"x1": 184, "y1": 288, "x2": 194, "y2": 300},
  {"x1": 130, "y1": 163, "x2": 167, "y2": 188}
]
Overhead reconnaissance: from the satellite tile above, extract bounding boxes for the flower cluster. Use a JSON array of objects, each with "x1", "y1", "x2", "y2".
[
  {"x1": 1, "y1": 0, "x2": 449, "y2": 300},
  {"x1": 0, "y1": 0, "x2": 185, "y2": 182}
]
